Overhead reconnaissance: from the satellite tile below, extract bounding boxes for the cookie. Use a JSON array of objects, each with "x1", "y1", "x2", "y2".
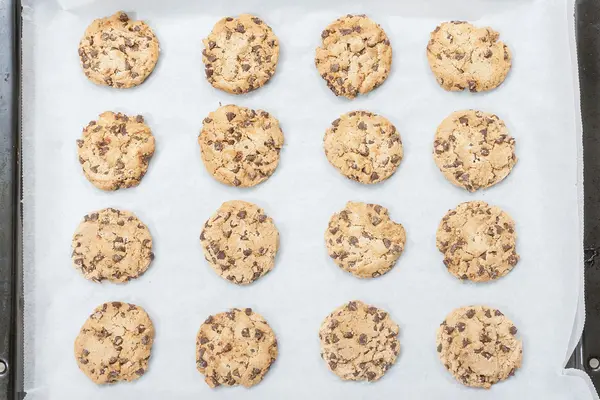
[
  {"x1": 196, "y1": 308, "x2": 278, "y2": 388},
  {"x1": 77, "y1": 112, "x2": 155, "y2": 191},
  {"x1": 74, "y1": 301, "x2": 155, "y2": 384},
  {"x1": 202, "y1": 14, "x2": 279, "y2": 94},
  {"x1": 199, "y1": 105, "x2": 284, "y2": 187},
  {"x1": 319, "y1": 301, "x2": 400, "y2": 381},
  {"x1": 426, "y1": 21, "x2": 511, "y2": 92},
  {"x1": 324, "y1": 111, "x2": 402, "y2": 184},
  {"x1": 79, "y1": 11, "x2": 160, "y2": 88},
  {"x1": 200, "y1": 201, "x2": 279, "y2": 285},
  {"x1": 325, "y1": 202, "x2": 405, "y2": 278},
  {"x1": 433, "y1": 110, "x2": 516, "y2": 192},
  {"x1": 72, "y1": 208, "x2": 154, "y2": 283},
  {"x1": 436, "y1": 305, "x2": 522, "y2": 389},
  {"x1": 437, "y1": 201, "x2": 519, "y2": 282},
  {"x1": 316, "y1": 15, "x2": 392, "y2": 99}
]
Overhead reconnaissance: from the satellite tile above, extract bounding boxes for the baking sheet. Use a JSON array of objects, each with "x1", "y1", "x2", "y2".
[{"x1": 21, "y1": 0, "x2": 595, "y2": 398}]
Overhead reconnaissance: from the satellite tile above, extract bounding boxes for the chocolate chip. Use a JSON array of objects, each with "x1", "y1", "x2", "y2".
[
  {"x1": 509, "y1": 326, "x2": 517, "y2": 335},
  {"x1": 358, "y1": 334, "x2": 367, "y2": 345},
  {"x1": 468, "y1": 80, "x2": 477, "y2": 92},
  {"x1": 119, "y1": 13, "x2": 129, "y2": 22},
  {"x1": 456, "y1": 322, "x2": 466, "y2": 332},
  {"x1": 466, "y1": 309, "x2": 476, "y2": 318}
]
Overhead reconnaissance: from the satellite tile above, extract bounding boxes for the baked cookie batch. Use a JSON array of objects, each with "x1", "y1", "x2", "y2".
[{"x1": 73, "y1": 11, "x2": 522, "y2": 390}]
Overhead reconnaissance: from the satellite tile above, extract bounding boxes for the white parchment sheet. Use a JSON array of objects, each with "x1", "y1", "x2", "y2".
[{"x1": 21, "y1": 0, "x2": 597, "y2": 398}]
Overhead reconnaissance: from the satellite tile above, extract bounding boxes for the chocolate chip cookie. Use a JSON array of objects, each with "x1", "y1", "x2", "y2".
[
  {"x1": 74, "y1": 301, "x2": 155, "y2": 384},
  {"x1": 77, "y1": 112, "x2": 155, "y2": 191},
  {"x1": 78, "y1": 11, "x2": 160, "y2": 88},
  {"x1": 433, "y1": 110, "x2": 516, "y2": 192},
  {"x1": 436, "y1": 305, "x2": 522, "y2": 388},
  {"x1": 427, "y1": 21, "x2": 511, "y2": 92},
  {"x1": 319, "y1": 301, "x2": 400, "y2": 381},
  {"x1": 200, "y1": 200, "x2": 279, "y2": 285},
  {"x1": 199, "y1": 105, "x2": 284, "y2": 187},
  {"x1": 72, "y1": 208, "x2": 154, "y2": 283},
  {"x1": 324, "y1": 111, "x2": 402, "y2": 184},
  {"x1": 437, "y1": 201, "x2": 519, "y2": 282},
  {"x1": 202, "y1": 14, "x2": 279, "y2": 94},
  {"x1": 316, "y1": 15, "x2": 392, "y2": 99},
  {"x1": 196, "y1": 308, "x2": 278, "y2": 388},
  {"x1": 325, "y1": 202, "x2": 406, "y2": 278}
]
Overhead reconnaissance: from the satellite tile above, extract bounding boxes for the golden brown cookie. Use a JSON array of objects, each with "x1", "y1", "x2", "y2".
[
  {"x1": 436, "y1": 305, "x2": 522, "y2": 389},
  {"x1": 200, "y1": 200, "x2": 279, "y2": 285},
  {"x1": 433, "y1": 110, "x2": 517, "y2": 192},
  {"x1": 316, "y1": 15, "x2": 392, "y2": 99},
  {"x1": 76, "y1": 112, "x2": 155, "y2": 191},
  {"x1": 199, "y1": 105, "x2": 284, "y2": 187},
  {"x1": 78, "y1": 11, "x2": 160, "y2": 88},
  {"x1": 319, "y1": 301, "x2": 400, "y2": 381},
  {"x1": 426, "y1": 21, "x2": 511, "y2": 92},
  {"x1": 202, "y1": 14, "x2": 279, "y2": 94},
  {"x1": 71, "y1": 208, "x2": 154, "y2": 283},
  {"x1": 436, "y1": 201, "x2": 519, "y2": 282},
  {"x1": 196, "y1": 308, "x2": 278, "y2": 388},
  {"x1": 325, "y1": 202, "x2": 406, "y2": 278},
  {"x1": 74, "y1": 301, "x2": 155, "y2": 384},
  {"x1": 324, "y1": 111, "x2": 402, "y2": 184}
]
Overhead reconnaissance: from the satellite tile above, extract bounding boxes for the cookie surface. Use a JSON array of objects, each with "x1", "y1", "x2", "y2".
[
  {"x1": 436, "y1": 305, "x2": 522, "y2": 389},
  {"x1": 437, "y1": 201, "x2": 519, "y2": 282},
  {"x1": 200, "y1": 200, "x2": 279, "y2": 285},
  {"x1": 79, "y1": 11, "x2": 159, "y2": 88},
  {"x1": 199, "y1": 105, "x2": 284, "y2": 187},
  {"x1": 319, "y1": 301, "x2": 400, "y2": 381},
  {"x1": 325, "y1": 202, "x2": 405, "y2": 278},
  {"x1": 316, "y1": 15, "x2": 392, "y2": 99},
  {"x1": 433, "y1": 110, "x2": 516, "y2": 192},
  {"x1": 74, "y1": 302, "x2": 155, "y2": 384},
  {"x1": 427, "y1": 21, "x2": 511, "y2": 92},
  {"x1": 72, "y1": 208, "x2": 154, "y2": 283},
  {"x1": 196, "y1": 308, "x2": 278, "y2": 388},
  {"x1": 202, "y1": 14, "x2": 279, "y2": 94},
  {"x1": 324, "y1": 111, "x2": 402, "y2": 184},
  {"x1": 77, "y1": 111, "x2": 155, "y2": 191}
]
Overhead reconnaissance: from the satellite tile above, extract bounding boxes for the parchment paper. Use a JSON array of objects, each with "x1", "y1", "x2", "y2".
[{"x1": 21, "y1": 0, "x2": 597, "y2": 398}]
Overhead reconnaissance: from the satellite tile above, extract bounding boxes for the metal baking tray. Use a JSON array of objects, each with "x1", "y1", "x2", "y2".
[{"x1": 0, "y1": 0, "x2": 597, "y2": 398}]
